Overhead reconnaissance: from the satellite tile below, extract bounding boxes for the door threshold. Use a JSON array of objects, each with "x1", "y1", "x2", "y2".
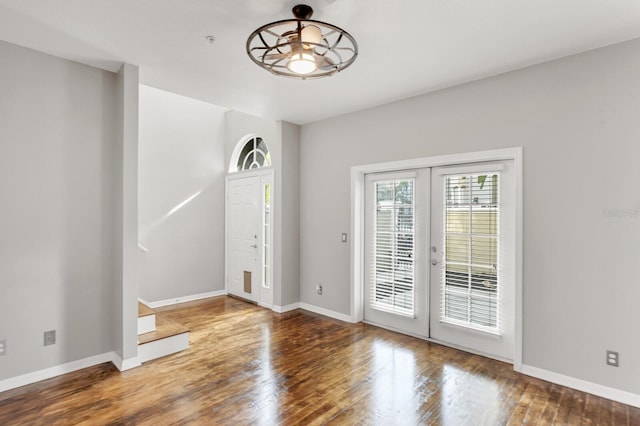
[
  {"x1": 362, "y1": 320, "x2": 513, "y2": 365},
  {"x1": 362, "y1": 320, "x2": 429, "y2": 341},
  {"x1": 227, "y1": 294, "x2": 258, "y2": 305}
]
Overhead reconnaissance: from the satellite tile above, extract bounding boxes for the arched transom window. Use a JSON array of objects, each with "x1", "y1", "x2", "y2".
[{"x1": 234, "y1": 136, "x2": 271, "y2": 172}]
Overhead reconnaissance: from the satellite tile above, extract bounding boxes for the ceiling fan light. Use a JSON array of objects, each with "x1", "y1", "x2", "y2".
[{"x1": 287, "y1": 52, "x2": 316, "y2": 74}]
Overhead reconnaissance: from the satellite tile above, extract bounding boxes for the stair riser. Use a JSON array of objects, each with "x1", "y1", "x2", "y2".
[
  {"x1": 138, "y1": 315, "x2": 156, "y2": 335},
  {"x1": 139, "y1": 332, "x2": 189, "y2": 363}
]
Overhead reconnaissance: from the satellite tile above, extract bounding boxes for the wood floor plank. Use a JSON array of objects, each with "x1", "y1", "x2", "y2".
[{"x1": 1, "y1": 296, "x2": 639, "y2": 425}]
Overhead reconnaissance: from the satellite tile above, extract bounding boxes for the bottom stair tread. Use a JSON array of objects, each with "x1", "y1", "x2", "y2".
[
  {"x1": 138, "y1": 302, "x2": 155, "y2": 318},
  {"x1": 138, "y1": 315, "x2": 189, "y2": 345}
]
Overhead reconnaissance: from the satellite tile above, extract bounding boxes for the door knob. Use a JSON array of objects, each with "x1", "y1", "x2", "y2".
[{"x1": 431, "y1": 259, "x2": 439, "y2": 266}]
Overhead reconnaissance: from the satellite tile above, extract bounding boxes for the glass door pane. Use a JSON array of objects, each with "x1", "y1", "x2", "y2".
[
  {"x1": 442, "y1": 173, "x2": 500, "y2": 332},
  {"x1": 371, "y1": 179, "x2": 415, "y2": 316}
]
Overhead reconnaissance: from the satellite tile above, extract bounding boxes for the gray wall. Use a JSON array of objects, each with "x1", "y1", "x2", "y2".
[
  {"x1": 138, "y1": 85, "x2": 226, "y2": 302},
  {"x1": 0, "y1": 41, "x2": 117, "y2": 379},
  {"x1": 280, "y1": 122, "x2": 301, "y2": 306},
  {"x1": 300, "y1": 39, "x2": 640, "y2": 393}
]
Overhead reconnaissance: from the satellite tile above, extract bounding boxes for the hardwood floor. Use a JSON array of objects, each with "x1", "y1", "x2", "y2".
[{"x1": 1, "y1": 296, "x2": 638, "y2": 425}]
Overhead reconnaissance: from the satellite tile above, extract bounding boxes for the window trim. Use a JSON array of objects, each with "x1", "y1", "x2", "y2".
[
  {"x1": 228, "y1": 133, "x2": 272, "y2": 173},
  {"x1": 367, "y1": 175, "x2": 417, "y2": 317},
  {"x1": 439, "y1": 169, "x2": 502, "y2": 335}
]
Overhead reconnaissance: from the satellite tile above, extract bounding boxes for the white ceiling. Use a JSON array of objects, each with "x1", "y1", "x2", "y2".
[{"x1": 1, "y1": 0, "x2": 640, "y2": 125}]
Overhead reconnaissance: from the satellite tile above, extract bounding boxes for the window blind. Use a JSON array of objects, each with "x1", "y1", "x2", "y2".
[
  {"x1": 369, "y1": 178, "x2": 415, "y2": 316},
  {"x1": 441, "y1": 173, "x2": 501, "y2": 333}
]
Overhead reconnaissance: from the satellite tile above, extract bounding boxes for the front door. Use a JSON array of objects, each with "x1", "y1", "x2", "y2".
[
  {"x1": 363, "y1": 169, "x2": 430, "y2": 338},
  {"x1": 226, "y1": 175, "x2": 261, "y2": 302}
]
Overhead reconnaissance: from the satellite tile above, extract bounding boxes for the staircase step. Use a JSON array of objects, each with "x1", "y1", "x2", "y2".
[
  {"x1": 138, "y1": 316, "x2": 190, "y2": 363},
  {"x1": 138, "y1": 302, "x2": 156, "y2": 335},
  {"x1": 138, "y1": 302, "x2": 155, "y2": 318},
  {"x1": 138, "y1": 316, "x2": 188, "y2": 344}
]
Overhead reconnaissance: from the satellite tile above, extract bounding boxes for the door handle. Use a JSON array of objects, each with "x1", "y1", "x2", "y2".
[
  {"x1": 431, "y1": 259, "x2": 439, "y2": 266},
  {"x1": 250, "y1": 244, "x2": 258, "y2": 248}
]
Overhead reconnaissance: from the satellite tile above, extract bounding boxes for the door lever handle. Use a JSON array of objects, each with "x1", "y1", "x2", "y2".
[{"x1": 250, "y1": 244, "x2": 258, "y2": 248}]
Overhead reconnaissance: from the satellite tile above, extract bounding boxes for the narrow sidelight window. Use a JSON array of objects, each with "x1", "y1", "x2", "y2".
[{"x1": 263, "y1": 183, "x2": 271, "y2": 289}]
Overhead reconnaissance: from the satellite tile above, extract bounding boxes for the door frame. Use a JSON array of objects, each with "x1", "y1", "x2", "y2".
[
  {"x1": 350, "y1": 147, "x2": 523, "y2": 371},
  {"x1": 225, "y1": 168, "x2": 274, "y2": 307}
]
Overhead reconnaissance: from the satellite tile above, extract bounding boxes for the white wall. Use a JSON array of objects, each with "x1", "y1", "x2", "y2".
[
  {"x1": 0, "y1": 41, "x2": 117, "y2": 379},
  {"x1": 113, "y1": 64, "x2": 140, "y2": 368},
  {"x1": 138, "y1": 85, "x2": 227, "y2": 303},
  {"x1": 300, "y1": 38, "x2": 640, "y2": 394}
]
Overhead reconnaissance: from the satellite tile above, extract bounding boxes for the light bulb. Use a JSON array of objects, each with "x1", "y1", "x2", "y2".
[
  {"x1": 288, "y1": 53, "x2": 316, "y2": 74},
  {"x1": 287, "y1": 44, "x2": 316, "y2": 74}
]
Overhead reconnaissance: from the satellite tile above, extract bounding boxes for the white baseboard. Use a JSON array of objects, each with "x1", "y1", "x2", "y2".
[
  {"x1": 299, "y1": 303, "x2": 353, "y2": 323},
  {"x1": 272, "y1": 302, "x2": 301, "y2": 313},
  {"x1": 0, "y1": 352, "x2": 114, "y2": 393},
  {"x1": 147, "y1": 290, "x2": 227, "y2": 308},
  {"x1": 521, "y1": 364, "x2": 640, "y2": 408},
  {"x1": 111, "y1": 353, "x2": 141, "y2": 372}
]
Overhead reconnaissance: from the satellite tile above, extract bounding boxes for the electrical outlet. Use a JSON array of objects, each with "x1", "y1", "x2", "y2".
[
  {"x1": 44, "y1": 330, "x2": 56, "y2": 346},
  {"x1": 0, "y1": 339, "x2": 6, "y2": 356},
  {"x1": 606, "y1": 350, "x2": 619, "y2": 367},
  {"x1": 316, "y1": 284, "x2": 323, "y2": 295}
]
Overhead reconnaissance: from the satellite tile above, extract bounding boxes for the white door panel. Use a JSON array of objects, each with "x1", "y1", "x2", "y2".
[
  {"x1": 364, "y1": 169, "x2": 430, "y2": 338},
  {"x1": 227, "y1": 176, "x2": 260, "y2": 302}
]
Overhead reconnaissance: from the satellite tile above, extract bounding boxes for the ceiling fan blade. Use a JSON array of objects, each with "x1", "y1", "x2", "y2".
[
  {"x1": 315, "y1": 55, "x2": 336, "y2": 70},
  {"x1": 264, "y1": 53, "x2": 288, "y2": 61}
]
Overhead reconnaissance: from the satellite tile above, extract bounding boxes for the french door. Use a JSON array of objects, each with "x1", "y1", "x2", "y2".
[{"x1": 363, "y1": 161, "x2": 515, "y2": 361}]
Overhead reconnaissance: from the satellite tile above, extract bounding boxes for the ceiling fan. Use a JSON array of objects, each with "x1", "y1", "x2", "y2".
[{"x1": 246, "y1": 4, "x2": 358, "y2": 79}]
